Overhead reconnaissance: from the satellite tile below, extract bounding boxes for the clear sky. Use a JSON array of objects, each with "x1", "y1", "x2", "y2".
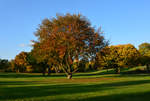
[{"x1": 0, "y1": 0, "x2": 150, "y2": 60}]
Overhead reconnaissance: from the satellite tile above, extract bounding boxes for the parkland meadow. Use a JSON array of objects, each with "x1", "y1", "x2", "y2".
[{"x1": 1, "y1": 66, "x2": 150, "y2": 101}]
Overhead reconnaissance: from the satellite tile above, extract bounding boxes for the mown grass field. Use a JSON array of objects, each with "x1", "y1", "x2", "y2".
[{"x1": 1, "y1": 66, "x2": 150, "y2": 101}]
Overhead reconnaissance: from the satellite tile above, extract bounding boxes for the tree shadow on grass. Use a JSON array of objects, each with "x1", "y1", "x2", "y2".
[
  {"x1": 73, "y1": 69, "x2": 150, "y2": 78},
  {"x1": 0, "y1": 73, "x2": 42, "y2": 78},
  {"x1": 1, "y1": 79, "x2": 150, "y2": 100},
  {"x1": 0, "y1": 73, "x2": 66, "y2": 78},
  {"x1": 1, "y1": 69, "x2": 149, "y2": 79},
  {"x1": 73, "y1": 69, "x2": 115, "y2": 77},
  {"x1": 0, "y1": 81, "x2": 39, "y2": 85},
  {"x1": 76, "y1": 91, "x2": 150, "y2": 101},
  {"x1": 105, "y1": 73, "x2": 150, "y2": 78},
  {"x1": 73, "y1": 73, "x2": 150, "y2": 79}
]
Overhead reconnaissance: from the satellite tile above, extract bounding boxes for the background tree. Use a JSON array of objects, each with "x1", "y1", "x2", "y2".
[
  {"x1": 32, "y1": 13, "x2": 108, "y2": 79},
  {"x1": 14, "y1": 52, "x2": 29, "y2": 72},
  {"x1": 139, "y1": 43, "x2": 150, "y2": 56},
  {"x1": 97, "y1": 44, "x2": 140, "y2": 74},
  {"x1": 9, "y1": 59, "x2": 16, "y2": 72},
  {"x1": 138, "y1": 43, "x2": 150, "y2": 72},
  {"x1": 0, "y1": 59, "x2": 10, "y2": 72},
  {"x1": 31, "y1": 45, "x2": 53, "y2": 76}
]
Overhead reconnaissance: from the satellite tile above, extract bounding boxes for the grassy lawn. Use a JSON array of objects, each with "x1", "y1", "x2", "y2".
[{"x1": 1, "y1": 67, "x2": 150, "y2": 101}]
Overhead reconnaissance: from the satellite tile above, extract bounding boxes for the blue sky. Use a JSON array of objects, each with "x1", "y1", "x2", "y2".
[{"x1": 0, "y1": 0, "x2": 150, "y2": 60}]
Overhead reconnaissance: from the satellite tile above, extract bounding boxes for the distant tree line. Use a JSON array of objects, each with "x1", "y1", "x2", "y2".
[{"x1": 0, "y1": 13, "x2": 150, "y2": 79}]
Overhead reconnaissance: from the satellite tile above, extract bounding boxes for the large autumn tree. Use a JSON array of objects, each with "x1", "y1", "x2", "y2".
[
  {"x1": 97, "y1": 44, "x2": 140, "y2": 74},
  {"x1": 32, "y1": 13, "x2": 108, "y2": 79}
]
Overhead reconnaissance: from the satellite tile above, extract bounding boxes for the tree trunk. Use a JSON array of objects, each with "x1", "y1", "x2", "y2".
[
  {"x1": 67, "y1": 73, "x2": 72, "y2": 79},
  {"x1": 146, "y1": 64, "x2": 150, "y2": 73},
  {"x1": 42, "y1": 68, "x2": 46, "y2": 76},
  {"x1": 107, "y1": 67, "x2": 109, "y2": 72},
  {"x1": 47, "y1": 67, "x2": 51, "y2": 76},
  {"x1": 115, "y1": 67, "x2": 120, "y2": 74},
  {"x1": 55, "y1": 67, "x2": 59, "y2": 73},
  {"x1": 42, "y1": 71, "x2": 45, "y2": 76},
  {"x1": 17, "y1": 68, "x2": 20, "y2": 73}
]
